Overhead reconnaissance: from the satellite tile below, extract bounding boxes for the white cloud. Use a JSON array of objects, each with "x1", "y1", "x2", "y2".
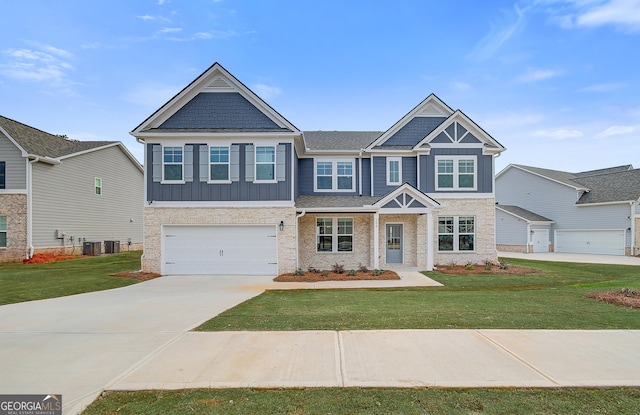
[
  {"x1": 158, "y1": 27, "x2": 182, "y2": 34},
  {"x1": 517, "y1": 68, "x2": 561, "y2": 82},
  {"x1": 136, "y1": 15, "x2": 155, "y2": 21},
  {"x1": 469, "y1": 3, "x2": 530, "y2": 60},
  {"x1": 251, "y1": 84, "x2": 282, "y2": 100},
  {"x1": 533, "y1": 129, "x2": 583, "y2": 139},
  {"x1": 157, "y1": 0, "x2": 170, "y2": 5},
  {"x1": 578, "y1": 82, "x2": 625, "y2": 92},
  {"x1": 122, "y1": 82, "x2": 181, "y2": 108},
  {"x1": 576, "y1": 0, "x2": 640, "y2": 31},
  {"x1": 0, "y1": 44, "x2": 74, "y2": 86},
  {"x1": 597, "y1": 125, "x2": 635, "y2": 136}
]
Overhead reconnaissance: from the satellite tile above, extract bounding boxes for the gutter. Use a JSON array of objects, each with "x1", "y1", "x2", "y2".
[{"x1": 26, "y1": 157, "x2": 40, "y2": 259}]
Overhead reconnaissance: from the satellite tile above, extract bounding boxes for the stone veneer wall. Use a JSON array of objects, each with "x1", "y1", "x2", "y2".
[
  {"x1": 298, "y1": 214, "x2": 373, "y2": 270},
  {"x1": 143, "y1": 206, "x2": 297, "y2": 275},
  {"x1": 496, "y1": 244, "x2": 527, "y2": 253},
  {"x1": 433, "y1": 198, "x2": 498, "y2": 266},
  {"x1": 0, "y1": 194, "x2": 28, "y2": 262}
]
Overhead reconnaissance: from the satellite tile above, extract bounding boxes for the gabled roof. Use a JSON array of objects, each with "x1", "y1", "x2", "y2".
[
  {"x1": 0, "y1": 115, "x2": 118, "y2": 159},
  {"x1": 303, "y1": 131, "x2": 382, "y2": 151},
  {"x1": 131, "y1": 62, "x2": 300, "y2": 136},
  {"x1": 499, "y1": 164, "x2": 640, "y2": 205},
  {"x1": 496, "y1": 205, "x2": 554, "y2": 223}
]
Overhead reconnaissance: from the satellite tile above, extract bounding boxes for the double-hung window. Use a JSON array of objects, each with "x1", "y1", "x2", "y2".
[
  {"x1": 0, "y1": 216, "x2": 6, "y2": 248},
  {"x1": 435, "y1": 156, "x2": 476, "y2": 190},
  {"x1": 438, "y1": 216, "x2": 475, "y2": 252},
  {"x1": 209, "y1": 146, "x2": 230, "y2": 181},
  {"x1": 0, "y1": 161, "x2": 5, "y2": 189},
  {"x1": 255, "y1": 146, "x2": 275, "y2": 181},
  {"x1": 163, "y1": 146, "x2": 183, "y2": 181},
  {"x1": 314, "y1": 159, "x2": 354, "y2": 192},
  {"x1": 386, "y1": 157, "x2": 402, "y2": 186},
  {"x1": 316, "y1": 217, "x2": 353, "y2": 252},
  {"x1": 95, "y1": 178, "x2": 102, "y2": 195}
]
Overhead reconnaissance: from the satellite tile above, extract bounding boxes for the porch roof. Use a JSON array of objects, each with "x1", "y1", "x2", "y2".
[{"x1": 295, "y1": 195, "x2": 381, "y2": 210}]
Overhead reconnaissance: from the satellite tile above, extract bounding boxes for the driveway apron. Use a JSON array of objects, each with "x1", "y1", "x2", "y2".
[{"x1": 0, "y1": 275, "x2": 273, "y2": 415}]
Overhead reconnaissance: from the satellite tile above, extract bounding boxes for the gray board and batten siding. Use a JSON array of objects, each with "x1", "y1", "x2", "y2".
[
  {"x1": 296, "y1": 157, "x2": 371, "y2": 196},
  {"x1": 0, "y1": 131, "x2": 27, "y2": 189},
  {"x1": 31, "y1": 145, "x2": 143, "y2": 248},
  {"x1": 372, "y1": 156, "x2": 417, "y2": 196},
  {"x1": 496, "y1": 167, "x2": 633, "y2": 246},
  {"x1": 157, "y1": 92, "x2": 290, "y2": 131},
  {"x1": 381, "y1": 117, "x2": 447, "y2": 147},
  {"x1": 147, "y1": 143, "x2": 292, "y2": 202}
]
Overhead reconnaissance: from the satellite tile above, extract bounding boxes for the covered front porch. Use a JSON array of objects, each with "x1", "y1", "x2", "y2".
[{"x1": 295, "y1": 184, "x2": 442, "y2": 271}]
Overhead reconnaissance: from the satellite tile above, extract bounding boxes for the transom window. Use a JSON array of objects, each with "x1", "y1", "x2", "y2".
[
  {"x1": 0, "y1": 215, "x2": 6, "y2": 248},
  {"x1": 163, "y1": 146, "x2": 183, "y2": 181},
  {"x1": 255, "y1": 146, "x2": 275, "y2": 181},
  {"x1": 95, "y1": 178, "x2": 102, "y2": 195},
  {"x1": 386, "y1": 157, "x2": 402, "y2": 186},
  {"x1": 436, "y1": 157, "x2": 476, "y2": 190},
  {"x1": 438, "y1": 216, "x2": 475, "y2": 252},
  {"x1": 314, "y1": 159, "x2": 354, "y2": 192},
  {"x1": 209, "y1": 146, "x2": 230, "y2": 181},
  {"x1": 317, "y1": 217, "x2": 353, "y2": 252},
  {"x1": 0, "y1": 161, "x2": 5, "y2": 189}
]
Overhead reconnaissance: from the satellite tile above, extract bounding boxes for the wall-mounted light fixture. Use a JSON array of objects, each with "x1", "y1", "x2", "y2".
[{"x1": 279, "y1": 221, "x2": 285, "y2": 231}]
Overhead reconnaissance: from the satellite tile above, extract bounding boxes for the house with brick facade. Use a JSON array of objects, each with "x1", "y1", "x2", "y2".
[
  {"x1": 0, "y1": 116, "x2": 143, "y2": 262},
  {"x1": 132, "y1": 63, "x2": 505, "y2": 275}
]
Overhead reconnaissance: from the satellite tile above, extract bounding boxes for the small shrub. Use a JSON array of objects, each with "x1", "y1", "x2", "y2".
[
  {"x1": 358, "y1": 263, "x2": 369, "y2": 273},
  {"x1": 464, "y1": 263, "x2": 474, "y2": 271},
  {"x1": 447, "y1": 261, "x2": 455, "y2": 270},
  {"x1": 293, "y1": 268, "x2": 305, "y2": 276},
  {"x1": 484, "y1": 262, "x2": 493, "y2": 271},
  {"x1": 321, "y1": 270, "x2": 330, "y2": 277},
  {"x1": 332, "y1": 263, "x2": 345, "y2": 274},
  {"x1": 307, "y1": 266, "x2": 321, "y2": 274},
  {"x1": 372, "y1": 269, "x2": 384, "y2": 277},
  {"x1": 499, "y1": 262, "x2": 510, "y2": 270},
  {"x1": 348, "y1": 269, "x2": 357, "y2": 276}
]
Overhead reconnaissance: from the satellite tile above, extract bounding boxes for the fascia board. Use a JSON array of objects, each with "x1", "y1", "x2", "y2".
[
  {"x1": 575, "y1": 200, "x2": 635, "y2": 207},
  {"x1": 373, "y1": 183, "x2": 442, "y2": 208},
  {"x1": 495, "y1": 206, "x2": 554, "y2": 224},
  {"x1": 296, "y1": 206, "x2": 379, "y2": 213},
  {"x1": 57, "y1": 142, "x2": 143, "y2": 172},
  {"x1": 135, "y1": 131, "x2": 300, "y2": 139},
  {"x1": 366, "y1": 94, "x2": 454, "y2": 149}
]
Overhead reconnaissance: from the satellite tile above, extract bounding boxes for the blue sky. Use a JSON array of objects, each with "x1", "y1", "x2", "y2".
[{"x1": 1, "y1": 0, "x2": 639, "y2": 172}]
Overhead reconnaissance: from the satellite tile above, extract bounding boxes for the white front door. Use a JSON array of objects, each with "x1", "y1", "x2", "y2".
[
  {"x1": 162, "y1": 225, "x2": 278, "y2": 275},
  {"x1": 531, "y1": 229, "x2": 549, "y2": 253}
]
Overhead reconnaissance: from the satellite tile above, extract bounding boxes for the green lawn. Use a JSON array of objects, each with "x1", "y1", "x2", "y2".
[
  {"x1": 196, "y1": 258, "x2": 640, "y2": 331},
  {"x1": 82, "y1": 387, "x2": 640, "y2": 415},
  {"x1": 0, "y1": 251, "x2": 143, "y2": 305}
]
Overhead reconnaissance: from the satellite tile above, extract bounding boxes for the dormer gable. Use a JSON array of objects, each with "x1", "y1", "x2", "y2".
[
  {"x1": 131, "y1": 62, "x2": 300, "y2": 136},
  {"x1": 366, "y1": 94, "x2": 453, "y2": 149},
  {"x1": 414, "y1": 110, "x2": 505, "y2": 155}
]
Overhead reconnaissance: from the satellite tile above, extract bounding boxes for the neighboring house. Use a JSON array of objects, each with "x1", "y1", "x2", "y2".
[
  {"x1": 496, "y1": 164, "x2": 640, "y2": 256},
  {"x1": 132, "y1": 63, "x2": 505, "y2": 276},
  {"x1": 0, "y1": 115, "x2": 144, "y2": 262}
]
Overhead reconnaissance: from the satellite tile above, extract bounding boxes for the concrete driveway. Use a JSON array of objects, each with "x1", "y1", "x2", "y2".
[
  {"x1": 0, "y1": 275, "x2": 274, "y2": 415},
  {"x1": 498, "y1": 251, "x2": 640, "y2": 266}
]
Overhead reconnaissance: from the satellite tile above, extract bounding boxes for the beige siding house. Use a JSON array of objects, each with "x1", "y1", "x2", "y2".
[{"x1": 0, "y1": 115, "x2": 143, "y2": 262}]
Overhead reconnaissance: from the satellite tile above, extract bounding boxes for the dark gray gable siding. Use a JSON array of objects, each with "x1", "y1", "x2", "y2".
[
  {"x1": 372, "y1": 156, "x2": 417, "y2": 197},
  {"x1": 158, "y1": 92, "x2": 286, "y2": 130},
  {"x1": 296, "y1": 158, "x2": 363, "y2": 196},
  {"x1": 381, "y1": 117, "x2": 446, "y2": 147},
  {"x1": 147, "y1": 143, "x2": 292, "y2": 202},
  {"x1": 420, "y1": 148, "x2": 493, "y2": 193}
]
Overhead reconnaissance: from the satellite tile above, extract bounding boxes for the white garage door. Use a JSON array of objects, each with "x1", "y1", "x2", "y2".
[
  {"x1": 162, "y1": 225, "x2": 278, "y2": 275},
  {"x1": 555, "y1": 229, "x2": 625, "y2": 256}
]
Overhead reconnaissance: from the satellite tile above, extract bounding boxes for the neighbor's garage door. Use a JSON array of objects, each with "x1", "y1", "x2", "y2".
[
  {"x1": 555, "y1": 229, "x2": 625, "y2": 256},
  {"x1": 162, "y1": 225, "x2": 277, "y2": 275}
]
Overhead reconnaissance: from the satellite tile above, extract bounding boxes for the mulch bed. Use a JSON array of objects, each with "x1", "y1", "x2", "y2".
[
  {"x1": 274, "y1": 270, "x2": 400, "y2": 282},
  {"x1": 586, "y1": 289, "x2": 640, "y2": 309},
  {"x1": 23, "y1": 253, "x2": 76, "y2": 264},
  {"x1": 432, "y1": 264, "x2": 542, "y2": 275}
]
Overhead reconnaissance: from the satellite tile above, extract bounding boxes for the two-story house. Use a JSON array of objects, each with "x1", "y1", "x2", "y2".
[
  {"x1": 132, "y1": 63, "x2": 505, "y2": 275},
  {"x1": 0, "y1": 115, "x2": 144, "y2": 262}
]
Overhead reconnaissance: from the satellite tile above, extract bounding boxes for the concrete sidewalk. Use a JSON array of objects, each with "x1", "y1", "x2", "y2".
[{"x1": 110, "y1": 329, "x2": 640, "y2": 390}]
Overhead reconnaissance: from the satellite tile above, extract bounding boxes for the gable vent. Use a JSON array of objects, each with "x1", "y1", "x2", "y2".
[
  {"x1": 417, "y1": 102, "x2": 448, "y2": 117},
  {"x1": 204, "y1": 76, "x2": 234, "y2": 91}
]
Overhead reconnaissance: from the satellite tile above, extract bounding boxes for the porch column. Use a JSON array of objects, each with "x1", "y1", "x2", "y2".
[
  {"x1": 426, "y1": 212, "x2": 434, "y2": 271},
  {"x1": 373, "y1": 212, "x2": 379, "y2": 269}
]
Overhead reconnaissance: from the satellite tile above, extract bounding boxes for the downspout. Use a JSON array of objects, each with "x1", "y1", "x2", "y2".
[
  {"x1": 526, "y1": 223, "x2": 532, "y2": 254},
  {"x1": 630, "y1": 201, "x2": 636, "y2": 256},
  {"x1": 26, "y1": 157, "x2": 40, "y2": 259},
  {"x1": 295, "y1": 210, "x2": 306, "y2": 269},
  {"x1": 358, "y1": 149, "x2": 363, "y2": 196}
]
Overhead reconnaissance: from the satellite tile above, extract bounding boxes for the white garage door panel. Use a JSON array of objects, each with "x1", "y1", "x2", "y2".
[
  {"x1": 163, "y1": 225, "x2": 277, "y2": 275},
  {"x1": 555, "y1": 230, "x2": 625, "y2": 256}
]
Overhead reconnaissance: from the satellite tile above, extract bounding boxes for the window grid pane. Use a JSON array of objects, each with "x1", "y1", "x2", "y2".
[
  {"x1": 0, "y1": 216, "x2": 6, "y2": 248},
  {"x1": 337, "y1": 218, "x2": 353, "y2": 252},
  {"x1": 209, "y1": 147, "x2": 229, "y2": 163},
  {"x1": 317, "y1": 218, "x2": 333, "y2": 252},
  {"x1": 337, "y1": 162, "x2": 353, "y2": 190},
  {"x1": 255, "y1": 146, "x2": 275, "y2": 181}
]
